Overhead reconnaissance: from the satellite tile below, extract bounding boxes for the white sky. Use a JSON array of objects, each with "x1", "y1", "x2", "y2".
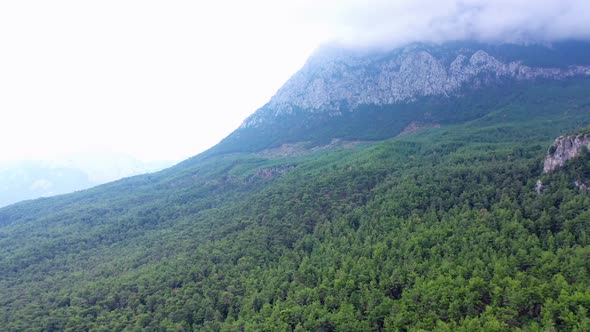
[
  {"x1": 0, "y1": 1, "x2": 327, "y2": 162},
  {"x1": 2, "y1": 0, "x2": 588, "y2": 163}
]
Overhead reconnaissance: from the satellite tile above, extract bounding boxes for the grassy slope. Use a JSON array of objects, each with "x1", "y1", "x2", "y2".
[{"x1": 0, "y1": 79, "x2": 590, "y2": 331}]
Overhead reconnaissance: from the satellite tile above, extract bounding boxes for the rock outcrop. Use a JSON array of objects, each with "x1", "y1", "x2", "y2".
[
  {"x1": 242, "y1": 43, "x2": 590, "y2": 129},
  {"x1": 248, "y1": 165, "x2": 296, "y2": 182},
  {"x1": 543, "y1": 133, "x2": 590, "y2": 173},
  {"x1": 574, "y1": 180, "x2": 590, "y2": 192},
  {"x1": 535, "y1": 179, "x2": 543, "y2": 195}
]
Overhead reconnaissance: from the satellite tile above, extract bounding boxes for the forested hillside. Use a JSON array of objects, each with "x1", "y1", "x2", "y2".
[{"x1": 1, "y1": 77, "x2": 590, "y2": 331}]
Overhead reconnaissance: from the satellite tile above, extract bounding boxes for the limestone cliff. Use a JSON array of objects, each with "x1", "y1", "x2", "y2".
[
  {"x1": 543, "y1": 133, "x2": 590, "y2": 173},
  {"x1": 242, "y1": 43, "x2": 590, "y2": 129}
]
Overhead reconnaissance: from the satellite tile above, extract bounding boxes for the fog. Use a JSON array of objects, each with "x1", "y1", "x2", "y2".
[
  {"x1": 303, "y1": 0, "x2": 590, "y2": 49},
  {"x1": 0, "y1": 1, "x2": 588, "y2": 165}
]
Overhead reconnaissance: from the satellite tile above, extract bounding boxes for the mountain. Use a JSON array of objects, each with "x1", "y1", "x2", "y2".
[
  {"x1": 216, "y1": 41, "x2": 590, "y2": 153},
  {"x1": 53, "y1": 152, "x2": 174, "y2": 184},
  {"x1": 2, "y1": 41, "x2": 590, "y2": 331},
  {"x1": 0, "y1": 161, "x2": 94, "y2": 208},
  {"x1": 0, "y1": 154, "x2": 173, "y2": 207}
]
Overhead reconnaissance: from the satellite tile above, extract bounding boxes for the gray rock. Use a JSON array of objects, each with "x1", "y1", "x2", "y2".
[
  {"x1": 241, "y1": 45, "x2": 590, "y2": 129},
  {"x1": 543, "y1": 134, "x2": 590, "y2": 173},
  {"x1": 574, "y1": 180, "x2": 589, "y2": 191},
  {"x1": 247, "y1": 165, "x2": 296, "y2": 182},
  {"x1": 535, "y1": 179, "x2": 543, "y2": 195}
]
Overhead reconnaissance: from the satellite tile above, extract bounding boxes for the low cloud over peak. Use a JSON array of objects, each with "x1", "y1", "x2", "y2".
[{"x1": 302, "y1": 0, "x2": 590, "y2": 49}]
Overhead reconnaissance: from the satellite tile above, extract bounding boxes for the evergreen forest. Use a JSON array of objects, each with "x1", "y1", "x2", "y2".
[{"x1": 1, "y1": 80, "x2": 590, "y2": 331}]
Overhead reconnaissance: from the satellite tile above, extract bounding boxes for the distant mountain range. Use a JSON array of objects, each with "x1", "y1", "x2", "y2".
[{"x1": 0, "y1": 153, "x2": 172, "y2": 207}]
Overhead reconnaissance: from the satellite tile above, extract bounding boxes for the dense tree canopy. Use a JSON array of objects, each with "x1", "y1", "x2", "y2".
[{"x1": 1, "y1": 80, "x2": 590, "y2": 331}]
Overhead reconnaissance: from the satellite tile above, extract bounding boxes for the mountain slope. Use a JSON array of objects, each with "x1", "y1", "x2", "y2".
[
  {"x1": 215, "y1": 41, "x2": 590, "y2": 154},
  {"x1": 2, "y1": 42, "x2": 590, "y2": 331}
]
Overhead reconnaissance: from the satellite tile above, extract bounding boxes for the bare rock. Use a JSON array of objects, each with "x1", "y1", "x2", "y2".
[
  {"x1": 543, "y1": 134, "x2": 590, "y2": 173},
  {"x1": 248, "y1": 165, "x2": 296, "y2": 182},
  {"x1": 574, "y1": 180, "x2": 589, "y2": 192},
  {"x1": 535, "y1": 179, "x2": 543, "y2": 195},
  {"x1": 241, "y1": 45, "x2": 590, "y2": 129}
]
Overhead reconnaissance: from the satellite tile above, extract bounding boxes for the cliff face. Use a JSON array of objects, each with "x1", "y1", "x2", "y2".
[
  {"x1": 544, "y1": 133, "x2": 590, "y2": 173},
  {"x1": 213, "y1": 42, "x2": 590, "y2": 155},
  {"x1": 242, "y1": 43, "x2": 590, "y2": 129}
]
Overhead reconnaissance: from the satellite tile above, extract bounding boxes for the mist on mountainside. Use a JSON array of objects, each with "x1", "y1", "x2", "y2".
[
  {"x1": 0, "y1": 153, "x2": 173, "y2": 207},
  {"x1": 304, "y1": 0, "x2": 590, "y2": 49}
]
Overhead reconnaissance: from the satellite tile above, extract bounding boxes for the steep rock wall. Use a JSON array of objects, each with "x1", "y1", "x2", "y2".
[
  {"x1": 544, "y1": 134, "x2": 590, "y2": 173},
  {"x1": 242, "y1": 44, "x2": 590, "y2": 129}
]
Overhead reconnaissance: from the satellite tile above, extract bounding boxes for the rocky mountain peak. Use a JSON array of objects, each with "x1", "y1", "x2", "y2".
[{"x1": 241, "y1": 42, "x2": 590, "y2": 129}]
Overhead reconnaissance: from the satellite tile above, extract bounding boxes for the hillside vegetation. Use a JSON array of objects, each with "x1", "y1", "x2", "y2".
[{"x1": 1, "y1": 80, "x2": 590, "y2": 331}]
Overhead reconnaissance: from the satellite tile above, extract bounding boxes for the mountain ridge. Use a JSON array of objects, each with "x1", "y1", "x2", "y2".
[
  {"x1": 241, "y1": 41, "x2": 590, "y2": 129},
  {"x1": 208, "y1": 41, "x2": 590, "y2": 155}
]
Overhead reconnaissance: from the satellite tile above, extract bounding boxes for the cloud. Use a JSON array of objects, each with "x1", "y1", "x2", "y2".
[
  {"x1": 298, "y1": 0, "x2": 590, "y2": 48},
  {"x1": 0, "y1": 1, "x2": 321, "y2": 162},
  {"x1": 1, "y1": 1, "x2": 588, "y2": 163}
]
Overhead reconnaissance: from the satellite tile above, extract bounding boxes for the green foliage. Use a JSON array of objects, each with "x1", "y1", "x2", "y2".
[{"x1": 1, "y1": 80, "x2": 590, "y2": 331}]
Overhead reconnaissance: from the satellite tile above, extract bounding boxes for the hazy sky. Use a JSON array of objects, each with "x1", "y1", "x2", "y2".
[
  {"x1": 2, "y1": 1, "x2": 589, "y2": 163},
  {"x1": 0, "y1": 1, "x2": 325, "y2": 162}
]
